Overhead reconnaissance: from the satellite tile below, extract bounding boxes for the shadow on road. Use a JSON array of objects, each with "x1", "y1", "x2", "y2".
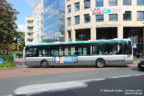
[
  {"x1": 27, "y1": 65, "x2": 129, "y2": 69},
  {"x1": 130, "y1": 67, "x2": 142, "y2": 72}
]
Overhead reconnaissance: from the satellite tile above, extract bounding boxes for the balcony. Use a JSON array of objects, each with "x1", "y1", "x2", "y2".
[
  {"x1": 27, "y1": 35, "x2": 33, "y2": 39},
  {"x1": 26, "y1": 23, "x2": 33, "y2": 26}
]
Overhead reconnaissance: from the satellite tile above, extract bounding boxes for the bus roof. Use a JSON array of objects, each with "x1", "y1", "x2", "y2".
[{"x1": 25, "y1": 39, "x2": 131, "y2": 47}]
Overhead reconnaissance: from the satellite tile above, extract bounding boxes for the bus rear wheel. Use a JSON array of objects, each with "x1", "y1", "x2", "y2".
[
  {"x1": 96, "y1": 59, "x2": 106, "y2": 68},
  {"x1": 40, "y1": 60, "x2": 49, "y2": 68}
]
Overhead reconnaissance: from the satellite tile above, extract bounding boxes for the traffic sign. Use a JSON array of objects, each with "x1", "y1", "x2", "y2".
[{"x1": 0, "y1": 59, "x2": 3, "y2": 64}]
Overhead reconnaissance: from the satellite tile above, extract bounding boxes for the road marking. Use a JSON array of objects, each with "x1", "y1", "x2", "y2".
[
  {"x1": 80, "y1": 78, "x2": 105, "y2": 82},
  {"x1": 14, "y1": 74, "x2": 144, "y2": 95},
  {"x1": 110, "y1": 74, "x2": 144, "y2": 79},
  {"x1": 14, "y1": 81, "x2": 88, "y2": 95},
  {"x1": 5, "y1": 94, "x2": 12, "y2": 96}
]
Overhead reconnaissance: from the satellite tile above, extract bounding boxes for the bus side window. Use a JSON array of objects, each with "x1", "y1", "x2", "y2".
[
  {"x1": 55, "y1": 49, "x2": 59, "y2": 56},
  {"x1": 51, "y1": 49, "x2": 55, "y2": 56},
  {"x1": 78, "y1": 47, "x2": 82, "y2": 56},
  {"x1": 39, "y1": 49, "x2": 43, "y2": 57},
  {"x1": 83, "y1": 47, "x2": 87, "y2": 56},
  {"x1": 71, "y1": 46, "x2": 75, "y2": 56},
  {"x1": 59, "y1": 46, "x2": 64, "y2": 56},
  {"x1": 91, "y1": 45, "x2": 97, "y2": 55},
  {"x1": 65, "y1": 47, "x2": 70, "y2": 56}
]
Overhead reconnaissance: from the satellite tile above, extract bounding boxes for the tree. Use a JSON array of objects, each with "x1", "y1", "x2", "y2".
[
  {"x1": 0, "y1": 0, "x2": 19, "y2": 55},
  {"x1": 15, "y1": 32, "x2": 25, "y2": 51}
]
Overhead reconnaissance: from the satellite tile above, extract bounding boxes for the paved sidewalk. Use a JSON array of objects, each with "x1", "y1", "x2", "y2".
[{"x1": 14, "y1": 58, "x2": 25, "y2": 67}]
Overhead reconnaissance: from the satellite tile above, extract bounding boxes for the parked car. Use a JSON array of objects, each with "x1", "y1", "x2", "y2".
[{"x1": 137, "y1": 60, "x2": 144, "y2": 71}]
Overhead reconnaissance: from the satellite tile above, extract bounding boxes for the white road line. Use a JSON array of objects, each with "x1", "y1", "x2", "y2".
[
  {"x1": 80, "y1": 78, "x2": 106, "y2": 82},
  {"x1": 110, "y1": 74, "x2": 144, "y2": 79},
  {"x1": 5, "y1": 94, "x2": 12, "y2": 96},
  {"x1": 14, "y1": 81, "x2": 88, "y2": 95},
  {"x1": 14, "y1": 74, "x2": 144, "y2": 95}
]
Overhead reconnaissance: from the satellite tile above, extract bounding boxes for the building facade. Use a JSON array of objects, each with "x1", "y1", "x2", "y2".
[
  {"x1": 32, "y1": 0, "x2": 43, "y2": 43},
  {"x1": 65, "y1": 0, "x2": 144, "y2": 56},
  {"x1": 25, "y1": 0, "x2": 43, "y2": 44},
  {"x1": 25, "y1": 16, "x2": 34, "y2": 45},
  {"x1": 43, "y1": 0, "x2": 65, "y2": 42}
]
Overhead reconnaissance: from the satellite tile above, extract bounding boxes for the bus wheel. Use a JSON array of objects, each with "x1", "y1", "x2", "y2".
[
  {"x1": 96, "y1": 59, "x2": 106, "y2": 68},
  {"x1": 40, "y1": 60, "x2": 49, "y2": 68}
]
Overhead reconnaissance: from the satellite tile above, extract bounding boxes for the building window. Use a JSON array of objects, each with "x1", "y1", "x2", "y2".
[
  {"x1": 137, "y1": 0, "x2": 144, "y2": 5},
  {"x1": 96, "y1": 14, "x2": 104, "y2": 22},
  {"x1": 75, "y1": 15, "x2": 80, "y2": 24},
  {"x1": 68, "y1": 5, "x2": 71, "y2": 13},
  {"x1": 84, "y1": 14, "x2": 90, "y2": 23},
  {"x1": 96, "y1": 0, "x2": 103, "y2": 7},
  {"x1": 109, "y1": 0, "x2": 117, "y2": 6},
  {"x1": 75, "y1": 2, "x2": 80, "y2": 11},
  {"x1": 68, "y1": 31, "x2": 71, "y2": 41},
  {"x1": 84, "y1": 0, "x2": 90, "y2": 9},
  {"x1": 123, "y1": 0, "x2": 131, "y2": 5},
  {"x1": 28, "y1": 40, "x2": 33, "y2": 42},
  {"x1": 123, "y1": 11, "x2": 131, "y2": 20},
  {"x1": 68, "y1": 17, "x2": 71, "y2": 26},
  {"x1": 137, "y1": 11, "x2": 144, "y2": 21},
  {"x1": 109, "y1": 14, "x2": 118, "y2": 21}
]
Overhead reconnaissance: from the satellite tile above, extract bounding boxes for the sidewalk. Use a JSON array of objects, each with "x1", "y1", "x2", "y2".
[{"x1": 14, "y1": 58, "x2": 25, "y2": 67}]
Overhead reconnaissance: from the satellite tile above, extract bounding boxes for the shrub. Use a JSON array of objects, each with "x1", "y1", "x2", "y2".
[{"x1": 0, "y1": 55, "x2": 14, "y2": 69}]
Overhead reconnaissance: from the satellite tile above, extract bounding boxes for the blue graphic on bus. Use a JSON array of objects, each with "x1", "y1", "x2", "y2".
[
  {"x1": 0, "y1": 59, "x2": 3, "y2": 64},
  {"x1": 53, "y1": 56, "x2": 78, "y2": 64}
]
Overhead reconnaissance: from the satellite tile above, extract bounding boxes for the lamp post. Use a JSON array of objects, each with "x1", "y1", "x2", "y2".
[{"x1": 14, "y1": 37, "x2": 17, "y2": 50}]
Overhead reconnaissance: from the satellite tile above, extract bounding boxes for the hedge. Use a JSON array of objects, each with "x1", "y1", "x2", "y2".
[{"x1": 0, "y1": 55, "x2": 14, "y2": 69}]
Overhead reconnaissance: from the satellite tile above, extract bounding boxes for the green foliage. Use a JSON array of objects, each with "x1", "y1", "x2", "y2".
[
  {"x1": 15, "y1": 32, "x2": 25, "y2": 51},
  {"x1": 0, "y1": 0, "x2": 19, "y2": 51},
  {"x1": 0, "y1": 55, "x2": 14, "y2": 69},
  {"x1": 9, "y1": 51, "x2": 23, "y2": 55}
]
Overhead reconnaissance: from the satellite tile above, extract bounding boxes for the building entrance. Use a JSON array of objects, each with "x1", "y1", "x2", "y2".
[{"x1": 124, "y1": 27, "x2": 144, "y2": 58}]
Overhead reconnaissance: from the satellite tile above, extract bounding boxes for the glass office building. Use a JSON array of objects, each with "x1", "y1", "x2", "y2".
[{"x1": 43, "y1": 0, "x2": 65, "y2": 42}]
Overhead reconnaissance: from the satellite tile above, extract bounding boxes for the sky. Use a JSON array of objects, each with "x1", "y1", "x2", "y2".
[{"x1": 7, "y1": 0, "x2": 37, "y2": 32}]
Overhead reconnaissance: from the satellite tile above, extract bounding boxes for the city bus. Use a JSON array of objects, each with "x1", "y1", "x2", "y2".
[{"x1": 24, "y1": 39, "x2": 133, "y2": 68}]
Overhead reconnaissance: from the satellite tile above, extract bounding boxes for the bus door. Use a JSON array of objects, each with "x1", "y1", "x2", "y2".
[
  {"x1": 105, "y1": 43, "x2": 125, "y2": 65},
  {"x1": 124, "y1": 41, "x2": 133, "y2": 64},
  {"x1": 75, "y1": 45, "x2": 91, "y2": 65}
]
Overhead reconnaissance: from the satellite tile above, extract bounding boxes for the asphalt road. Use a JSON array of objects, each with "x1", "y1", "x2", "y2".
[
  {"x1": 14, "y1": 75, "x2": 144, "y2": 96},
  {"x1": 0, "y1": 66, "x2": 144, "y2": 96}
]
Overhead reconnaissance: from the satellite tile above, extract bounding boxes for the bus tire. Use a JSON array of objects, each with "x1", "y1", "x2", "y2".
[
  {"x1": 96, "y1": 59, "x2": 106, "y2": 68},
  {"x1": 40, "y1": 60, "x2": 49, "y2": 68}
]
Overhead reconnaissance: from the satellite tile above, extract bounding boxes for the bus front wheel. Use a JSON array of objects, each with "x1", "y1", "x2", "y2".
[
  {"x1": 40, "y1": 60, "x2": 49, "y2": 68},
  {"x1": 96, "y1": 59, "x2": 106, "y2": 68}
]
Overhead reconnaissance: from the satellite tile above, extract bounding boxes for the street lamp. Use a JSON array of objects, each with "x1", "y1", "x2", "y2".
[{"x1": 14, "y1": 37, "x2": 17, "y2": 50}]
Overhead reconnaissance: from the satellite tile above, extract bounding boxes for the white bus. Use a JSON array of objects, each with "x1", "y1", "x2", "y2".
[{"x1": 24, "y1": 39, "x2": 133, "y2": 68}]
